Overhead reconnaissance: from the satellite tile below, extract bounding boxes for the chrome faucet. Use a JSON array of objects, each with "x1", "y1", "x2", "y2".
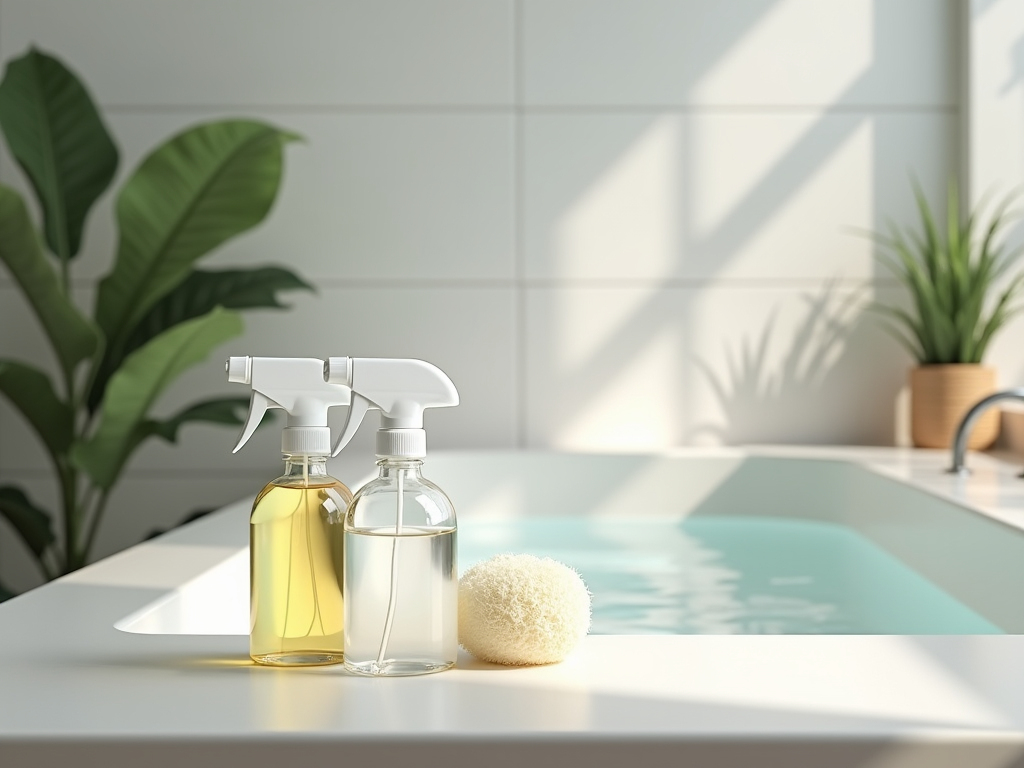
[{"x1": 948, "y1": 388, "x2": 1024, "y2": 475}]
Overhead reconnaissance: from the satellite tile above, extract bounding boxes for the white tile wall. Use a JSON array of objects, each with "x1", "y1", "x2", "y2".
[
  {"x1": 0, "y1": 111, "x2": 516, "y2": 282},
  {"x1": 1, "y1": 0, "x2": 991, "y2": 589},
  {"x1": 0, "y1": 0, "x2": 514, "y2": 106},
  {"x1": 969, "y1": 0, "x2": 1024, "y2": 395},
  {"x1": 523, "y1": 112, "x2": 956, "y2": 281},
  {"x1": 524, "y1": 283, "x2": 909, "y2": 450},
  {"x1": 521, "y1": 0, "x2": 956, "y2": 107},
  {"x1": 969, "y1": 0, "x2": 1024, "y2": 251},
  {"x1": 0, "y1": 285, "x2": 518, "y2": 471}
]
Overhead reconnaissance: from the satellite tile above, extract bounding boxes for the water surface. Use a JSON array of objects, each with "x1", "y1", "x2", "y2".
[{"x1": 459, "y1": 517, "x2": 1002, "y2": 635}]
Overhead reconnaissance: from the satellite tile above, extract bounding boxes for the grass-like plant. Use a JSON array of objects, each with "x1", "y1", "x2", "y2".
[
  {"x1": 0, "y1": 48, "x2": 310, "y2": 598},
  {"x1": 871, "y1": 179, "x2": 1024, "y2": 364}
]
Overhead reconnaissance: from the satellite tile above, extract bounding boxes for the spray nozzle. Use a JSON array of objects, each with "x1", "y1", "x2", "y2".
[
  {"x1": 227, "y1": 356, "x2": 351, "y2": 455},
  {"x1": 324, "y1": 357, "x2": 458, "y2": 458}
]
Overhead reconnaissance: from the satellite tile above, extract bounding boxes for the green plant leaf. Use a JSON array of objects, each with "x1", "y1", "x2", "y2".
[
  {"x1": 0, "y1": 485, "x2": 56, "y2": 558},
  {"x1": 137, "y1": 396, "x2": 251, "y2": 445},
  {"x1": 0, "y1": 185, "x2": 99, "y2": 375},
  {"x1": 911, "y1": 179, "x2": 943, "y2": 286},
  {"x1": 868, "y1": 179, "x2": 1024, "y2": 364},
  {"x1": 133, "y1": 267, "x2": 312, "y2": 340},
  {"x1": 71, "y1": 307, "x2": 243, "y2": 490},
  {"x1": 873, "y1": 305, "x2": 927, "y2": 362},
  {"x1": 975, "y1": 274, "x2": 1024, "y2": 362},
  {"x1": 94, "y1": 120, "x2": 300, "y2": 357},
  {"x1": 980, "y1": 198, "x2": 1022, "y2": 282},
  {"x1": 0, "y1": 47, "x2": 118, "y2": 260},
  {"x1": 0, "y1": 359, "x2": 73, "y2": 460},
  {"x1": 88, "y1": 267, "x2": 311, "y2": 412},
  {"x1": 880, "y1": 321, "x2": 925, "y2": 361}
]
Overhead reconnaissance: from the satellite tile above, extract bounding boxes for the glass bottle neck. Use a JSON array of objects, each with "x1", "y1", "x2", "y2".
[
  {"x1": 376, "y1": 458, "x2": 424, "y2": 479},
  {"x1": 282, "y1": 454, "x2": 329, "y2": 479}
]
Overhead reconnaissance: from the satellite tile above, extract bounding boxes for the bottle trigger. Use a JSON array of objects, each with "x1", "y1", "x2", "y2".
[
  {"x1": 332, "y1": 392, "x2": 375, "y2": 457},
  {"x1": 233, "y1": 391, "x2": 273, "y2": 453}
]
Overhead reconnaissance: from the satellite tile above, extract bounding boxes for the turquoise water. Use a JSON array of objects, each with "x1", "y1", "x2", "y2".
[{"x1": 458, "y1": 517, "x2": 1003, "y2": 635}]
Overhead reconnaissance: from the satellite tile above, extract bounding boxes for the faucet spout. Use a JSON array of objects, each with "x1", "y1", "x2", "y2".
[{"x1": 948, "y1": 388, "x2": 1024, "y2": 474}]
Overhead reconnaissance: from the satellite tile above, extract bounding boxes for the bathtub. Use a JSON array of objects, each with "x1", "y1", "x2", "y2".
[
  {"x1": 5, "y1": 446, "x2": 1024, "y2": 767},
  {"x1": 117, "y1": 447, "x2": 1024, "y2": 636}
]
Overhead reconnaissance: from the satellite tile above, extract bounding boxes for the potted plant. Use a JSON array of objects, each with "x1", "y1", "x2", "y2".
[
  {"x1": 0, "y1": 48, "x2": 310, "y2": 598},
  {"x1": 872, "y1": 179, "x2": 1024, "y2": 449}
]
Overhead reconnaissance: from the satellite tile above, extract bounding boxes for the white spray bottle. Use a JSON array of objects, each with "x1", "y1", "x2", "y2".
[
  {"x1": 324, "y1": 356, "x2": 459, "y2": 676},
  {"x1": 227, "y1": 356, "x2": 352, "y2": 667}
]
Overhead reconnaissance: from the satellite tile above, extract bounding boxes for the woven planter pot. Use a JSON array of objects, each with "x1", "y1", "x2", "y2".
[{"x1": 910, "y1": 364, "x2": 999, "y2": 449}]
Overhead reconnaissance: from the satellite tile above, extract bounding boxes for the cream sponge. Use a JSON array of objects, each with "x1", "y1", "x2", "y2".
[{"x1": 458, "y1": 553, "x2": 591, "y2": 666}]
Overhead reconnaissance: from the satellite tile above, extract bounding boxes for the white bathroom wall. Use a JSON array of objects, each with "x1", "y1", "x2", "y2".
[
  {"x1": 968, "y1": 0, "x2": 1024, "y2": 452},
  {"x1": 969, "y1": 1, "x2": 1024, "y2": 241},
  {"x1": 0, "y1": 0, "x2": 990, "y2": 589}
]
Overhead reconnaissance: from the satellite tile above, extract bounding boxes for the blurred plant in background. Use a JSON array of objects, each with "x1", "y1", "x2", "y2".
[
  {"x1": 870, "y1": 179, "x2": 1024, "y2": 364},
  {"x1": 0, "y1": 48, "x2": 310, "y2": 597}
]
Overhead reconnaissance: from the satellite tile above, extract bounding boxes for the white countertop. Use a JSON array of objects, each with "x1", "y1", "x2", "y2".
[{"x1": 4, "y1": 446, "x2": 1024, "y2": 767}]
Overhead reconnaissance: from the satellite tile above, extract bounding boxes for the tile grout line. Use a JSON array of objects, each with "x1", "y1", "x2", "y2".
[
  {"x1": 6, "y1": 468, "x2": 275, "y2": 479},
  {"x1": 0, "y1": 276, "x2": 906, "y2": 290},
  {"x1": 513, "y1": 0, "x2": 528, "y2": 450},
  {"x1": 519, "y1": 104, "x2": 959, "y2": 115},
  {"x1": 98, "y1": 104, "x2": 960, "y2": 116}
]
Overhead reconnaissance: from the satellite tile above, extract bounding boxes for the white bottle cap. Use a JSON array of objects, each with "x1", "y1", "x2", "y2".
[
  {"x1": 282, "y1": 426, "x2": 331, "y2": 455},
  {"x1": 376, "y1": 428, "x2": 426, "y2": 458}
]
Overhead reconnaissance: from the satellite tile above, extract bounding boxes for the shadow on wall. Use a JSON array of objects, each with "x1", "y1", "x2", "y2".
[
  {"x1": 688, "y1": 281, "x2": 884, "y2": 445},
  {"x1": 532, "y1": 0, "x2": 950, "y2": 448}
]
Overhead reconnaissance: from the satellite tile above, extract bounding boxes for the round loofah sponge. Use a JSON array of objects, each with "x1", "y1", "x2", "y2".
[{"x1": 458, "y1": 553, "x2": 591, "y2": 666}]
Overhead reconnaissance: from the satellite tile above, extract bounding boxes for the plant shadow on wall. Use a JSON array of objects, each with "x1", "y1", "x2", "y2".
[
  {"x1": 688, "y1": 281, "x2": 877, "y2": 445},
  {"x1": 0, "y1": 48, "x2": 310, "y2": 599}
]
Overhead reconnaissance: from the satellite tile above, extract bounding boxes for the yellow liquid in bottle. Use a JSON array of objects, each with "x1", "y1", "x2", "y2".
[{"x1": 249, "y1": 478, "x2": 350, "y2": 666}]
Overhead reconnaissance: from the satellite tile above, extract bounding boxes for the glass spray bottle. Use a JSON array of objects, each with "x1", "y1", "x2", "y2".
[
  {"x1": 227, "y1": 356, "x2": 352, "y2": 666},
  {"x1": 249, "y1": 450, "x2": 351, "y2": 666},
  {"x1": 344, "y1": 456, "x2": 457, "y2": 675},
  {"x1": 323, "y1": 356, "x2": 460, "y2": 676}
]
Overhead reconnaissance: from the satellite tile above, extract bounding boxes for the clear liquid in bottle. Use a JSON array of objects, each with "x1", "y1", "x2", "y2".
[{"x1": 344, "y1": 526, "x2": 457, "y2": 676}]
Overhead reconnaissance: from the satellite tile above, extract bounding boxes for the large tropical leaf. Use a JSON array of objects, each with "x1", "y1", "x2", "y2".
[
  {"x1": 94, "y1": 120, "x2": 299, "y2": 356},
  {"x1": 0, "y1": 360, "x2": 73, "y2": 460},
  {"x1": 88, "y1": 266, "x2": 311, "y2": 412},
  {"x1": 131, "y1": 267, "x2": 312, "y2": 345},
  {"x1": 134, "y1": 398, "x2": 278, "y2": 456},
  {"x1": 136, "y1": 396, "x2": 251, "y2": 445},
  {"x1": 0, "y1": 185, "x2": 99, "y2": 375},
  {"x1": 0, "y1": 485, "x2": 55, "y2": 558},
  {"x1": 0, "y1": 47, "x2": 118, "y2": 260},
  {"x1": 71, "y1": 307, "x2": 243, "y2": 490}
]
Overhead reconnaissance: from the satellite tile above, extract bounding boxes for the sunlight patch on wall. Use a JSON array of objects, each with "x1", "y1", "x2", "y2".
[
  {"x1": 554, "y1": 286, "x2": 664, "y2": 370},
  {"x1": 554, "y1": 325, "x2": 681, "y2": 449},
  {"x1": 689, "y1": 115, "x2": 874, "y2": 279},
  {"x1": 689, "y1": 0, "x2": 871, "y2": 105},
  {"x1": 555, "y1": 116, "x2": 682, "y2": 280}
]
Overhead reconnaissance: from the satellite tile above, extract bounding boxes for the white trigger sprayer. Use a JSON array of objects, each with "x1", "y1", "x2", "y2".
[
  {"x1": 324, "y1": 357, "x2": 460, "y2": 676},
  {"x1": 227, "y1": 355, "x2": 351, "y2": 469},
  {"x1": 324, "y1": 356, "x2": 459, "y2": 460}
]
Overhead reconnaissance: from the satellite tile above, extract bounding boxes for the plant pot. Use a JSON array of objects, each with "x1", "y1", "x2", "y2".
[{"x1": 910, "y1": 364, "x2": 999, "y2": 449}]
